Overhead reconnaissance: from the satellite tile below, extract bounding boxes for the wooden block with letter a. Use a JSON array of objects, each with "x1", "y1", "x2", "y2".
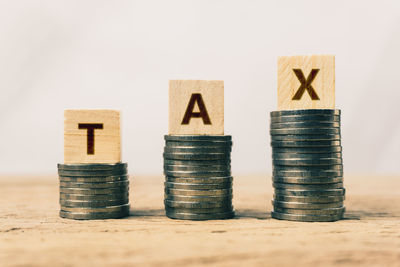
[
  {"x1": 277, "y1": 55, "x2": 335, "y2": 110},
  {"x1": 64, "y1": 109, "x2": 121, "y2": 164},
  {"x1": 169, "y1": 80, "x2": 224, "y2": 135}
]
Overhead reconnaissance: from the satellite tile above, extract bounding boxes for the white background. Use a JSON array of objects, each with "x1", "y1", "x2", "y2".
[{"x1": 0, "y1": 0, "x2": 399, "y2": 175}]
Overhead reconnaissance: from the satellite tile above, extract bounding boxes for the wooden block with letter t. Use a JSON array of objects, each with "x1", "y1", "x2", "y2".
[
  {"x1": 169, "y1": 80, "x2": 224, "y2": 135},
  {"x1": 277, "y1": 55, "x2": 335, "y2": 110},
  {"x1": 64, "y1": 109, "x2": 121, "y2": 164}
]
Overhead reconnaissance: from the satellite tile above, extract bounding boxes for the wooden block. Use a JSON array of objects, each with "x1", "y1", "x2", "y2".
[
  {"x1": 64, "y1": 110, "x2": 121, "y2": 164},
  {"x1": 277, "y1": 55, "x2": 335, "y2": 110},
  {"x1": 169, "y1": 80, "x2": 224, "y2": 135}
]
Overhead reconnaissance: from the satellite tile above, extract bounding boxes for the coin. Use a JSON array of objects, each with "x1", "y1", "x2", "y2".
[
  {"x1": 272, "y1": 176, "x2": 343, "y2": 184},
  {"x1": 271, "y1": 134, "x2": 341, "y2": 141},
  {"x1": 270, "y1": 121, "x2": 340, "y2": 129},
  {"x1": 60, "y1": 192, "x2": 129, "y2": 201},
  {"x1": 166, "y1": 210, "x2": 235, "y2": 220},
  {"x1": 270, "y1": 109, "x2": 340, "y2": 117},
  {"x1": 59, "y1": 209, "x2": 129, "y2": 220},
  {"x1": 272, "y1": 152, "x2": 342, "y2": 159},
  {"x1": 59, "y1": 186, "x2": 129, "y2": 195},
  {"x1": 165, "y1": 182, "x2": 232, "y2": 190},
  {"x1": 270, "y1": 128, "x2": 340, "y2": 136},
  {"x1": 273, "y1": 158, "x2": 343, "y2": 166},
  {"x1": 273, "y1": 164, "x2": 344, "y2": 171},
  {"x1": 165, "y1": 206, "x2": 233, "y2": 214},
  {"x1": 165, "y1": 188, "x2": 232, "y2": 196},
  {"x1": 57, "y1": 163, "x2": 127, "y2": 171},
  {"x1": 61, "y1": 203, "x2": 130, "y2": 213},
  {"x1": 59, "y1": 175, "x2": 129, "y2": 183},
  {"x1": 165, "y1": 176, "x2": 233, "y2": 184},
  {"x1": 273, "y1": 182, "x2": 344, "y2": 190},
  {"x1": 271, "y1": 211, "x2": 343, "y2": 222},
  {"x1": 166, "y1": 140, "x2": 232, "y2": 147},
  {"x1": 164, "y1": 147, "x2": 231, "y2": 154},
  {"x1": 164, "y1": 170, "x2": 231, "y2": 178},
  {"x1": 272, "y1": 200, "x2": 343, "y2": 209},
  {"x1": 270, "y1": 115, "x2": 340, "y2": 123},
  {"x1": 271, "y1": 140, "x2": 341, "y2": 147},
  {"x1": 165, "y1": 135, "x2": 232, "y2": 141},
  {"x1": 272, "y1": 146, "x2": 342, "y2": 153},
  {"x1": 274, "y1": 188, "x2": 345, "y2": 197},
  {"x1": 164, "y1": 164, "x2": 230, "y2": 172},
  {"x1": 164, "y1": 194, "x2": 232, "y2": 202},
  {"x1": 59, "y1": 180, "x2": 129, "y2": 189},
  {"x1": 164, "y1": 199, "x2": 232, "y2": 209},
  {"x1": 274, "y1": 206, "x2": 345, "y2": 216},
  {"x1": 60, "y1": 198, "x2": 128, "y2": 207},
  {"x1": 57, "y1": 169, "x2": 127, "y2": 177},
  {"x1": 164, "y1": 159, "x2": 231, "y2": 166},
  {"x1": 273, "y1": 194, "x2": 345, "y2": 203},
  {"x1": 163, "y1": 152, "x2": 230, "y2": 161},
  {"x1": 273, "y1": 169, "x2": 343, "y2": 178}
]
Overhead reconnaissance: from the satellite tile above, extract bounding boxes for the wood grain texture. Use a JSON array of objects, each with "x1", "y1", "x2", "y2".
[
  {"x1": 64, "y1": 109, "x2": 120, "y2": 163},
  {"x1": 278, "y1": 55, "x2": 335, "y2": 110},
  {"x1": 169, "y1": 80, "x2": 224, "y2": 135}
]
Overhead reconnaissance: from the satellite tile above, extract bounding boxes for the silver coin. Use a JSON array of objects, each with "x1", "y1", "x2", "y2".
[
  {"x1": 272, "y1": 200, "x2": 343, "y2": 209},
  {"x1": 165, "y1": 188, "x2": 232, "y2": 196},
  {"x1": 271, "y1": 211, "x2": 343, "y2": 222},
  {"x1": 60, "y1": 198, "x2": 129, "y2": 208},
  {"x1": 165, "y1": 135, "x2": 232, "y2": 141},
  {"x1": 271, "y1": 140, "x2": 341, "y2": 147},
  {"x1": 164, "y1": 170, "x2": 231, "y2": 178},
  {"x1": 59, "y1": 187, "x2": 129, "y2": 195},
  {"x1": 164, "y1": 147, "x2": 231, "y2": 154},
  {"x1": 59, "y1": 180, "x2": 129, "y2": 189},
  {"x1": 166, "y1": 210, "x2": 235, "y2": 220},
  {"x1": 57, "y1": 163, "x2": 127, "y2": 171},
  {"x1": 60, "y1": 192, "x2": 128, "y2": 201},
  {"x1": 165, "y1": 176, "x2": 233, "y2": 184},
  {"x1": 165, "y1": 182, "x2": 232, "y2": 190},
  {"x1": 272, "y1": 176, "x2": 343, "y2": 184},
  {"x1": 273, "y1": 194, "x2": 345, "y2": 203},
  {"x1": 166, "y1": 140, "x2": 232, "y2": 147},
  {"x1": 61, "y1": 203, "x2": 130, "y2": 213},
  {"x1": 272, "y1": 152, "x2": 342, "y2": 159},
  {"x1": 274, "y1": 188, "x2": 345, "y2": 197},
  {"x1": 59, "y1": 175, "x2": 128, "y2": 183},
  {"x1": 165, "y1": 206, "x2": 233, "y2": 214},
  {"x1": 164, "y1": 199, "x2": 232, "y2": 209},
  {"x1": 271, "y1": 134, "x2": 341, "y2": 141},
  {"x1": 273, "y1": 182, "x2": 344, "y2": 190},
  {"x1": 270, "y1": 115, "x2": 340, "y2": 123},
  {"x1": 270, "y1": 128, "x2": 340, "y2": 136},
  {"x1": 273, "y1": 165, "x2": 344, "y2": 171},
  {"x1": 164, "y1": 159, "x2": 231, "y2": 166},
  {"x1": 163, "y1": 153, "x2": 230, "y2": 161},
  {"x1": 164, "y1": 164, "x2": 230, "y2": 172},
  {"x1": 165, "y1": 194, "x2": 232, "y2": 202},
  {"x1": 274, "y1": 206, "x2": 345, "y2": 216},
  {"x1": 273, "y1": 158, "x2": 343, "y2": 166},
  {"x1": 59, "y1": 209, "x2": 129, "y2": 220},
  {"x1": 270, "y1": 121, "x2": 340, "y2": 129},
  {"x1": 57, "y1": 169, "x2": 127, "y2": 177},
  {"x1": 272, "y1": 146, "x2": 342, "y2": 153},
  {"x1": 270, "y1": 109, "x2": 340, "y2": 117},
  {"x1": 273, "y1": 169, "x2": 343, "y2": 178}
]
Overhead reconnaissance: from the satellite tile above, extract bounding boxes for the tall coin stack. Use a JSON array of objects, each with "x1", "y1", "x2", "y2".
[
  {"x1": 163, "y1": 135, "x2": 234, "y2": 220},
  {"x1": 58, "y1": 163, "x2": 130, "y2": 220},
  {"x1": 269, "y1": 109, "x2": 345, "y2": 222}
]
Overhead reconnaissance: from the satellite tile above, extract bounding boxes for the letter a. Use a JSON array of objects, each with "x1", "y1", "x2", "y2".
[{"x1": 181, "y1": 93, "x2": 212, "y2": 125}]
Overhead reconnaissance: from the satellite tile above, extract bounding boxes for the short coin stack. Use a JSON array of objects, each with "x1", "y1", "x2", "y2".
[
  {"x1": 269, "y1": 109, "x2": 345, "y2": 222},
  {"x1": 163, "y1": 135, "x2": 234, "y2": 220},
  {"x1": 58, "y1": 163, "x2": 130, "y2": 220}
]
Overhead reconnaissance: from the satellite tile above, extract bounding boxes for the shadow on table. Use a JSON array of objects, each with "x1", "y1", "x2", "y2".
[{"x1": 343, "y1": 209, "x2": 396, "y2": 220}]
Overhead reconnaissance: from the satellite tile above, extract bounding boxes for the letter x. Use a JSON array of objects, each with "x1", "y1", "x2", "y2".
[{"x1": 292, "y1": 69, "x2": 320, "y2": 100}]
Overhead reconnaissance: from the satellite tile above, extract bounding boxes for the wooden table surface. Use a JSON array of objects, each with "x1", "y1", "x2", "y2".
[{"x1": 1, "y1": 174, "x2": 399, "y2": 266}]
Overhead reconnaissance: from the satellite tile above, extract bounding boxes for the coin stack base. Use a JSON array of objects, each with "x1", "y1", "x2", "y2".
[
  {"x1": 58, "y1": 163, "x2": 130, "y2": 220},
  {"x1": 270, "y1": 109, "x2": 345, "y2": 222},
  {"x1": 163, "y1": 135, "x2": 234, "y2": 220}
]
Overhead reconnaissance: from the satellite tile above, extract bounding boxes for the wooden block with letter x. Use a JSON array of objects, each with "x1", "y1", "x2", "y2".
[
  {"x1": 64, "y1": 109, "x2": 121, "y2": 164},
  {"x1": 169, "y1": 80, "x2": 224, "y2": 135},
  {"x1": 277, "y1": 55, "x2": 335, "y2": 110}
]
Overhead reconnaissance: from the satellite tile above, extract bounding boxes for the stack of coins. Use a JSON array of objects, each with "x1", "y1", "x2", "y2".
[
  {"x1": 58, "y1": 163, "x2": 130, "y2": 220},
  {"x1": 269, "y1": 109, "x2": 345, "y2": 222},
  {"x1": 163, "y1": 135, "x2": 234, "y2": 220}
]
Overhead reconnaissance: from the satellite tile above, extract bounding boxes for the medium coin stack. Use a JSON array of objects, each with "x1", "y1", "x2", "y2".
[
  {"x1": 163, "y1": 135, "x2": 234, "y2": 220},
  {"x1": 58, "y1": 163, "x2": 130, "y2": 220},
  {"x1": 269, "y1": 109, "x2": 345, "y2": 222}
]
